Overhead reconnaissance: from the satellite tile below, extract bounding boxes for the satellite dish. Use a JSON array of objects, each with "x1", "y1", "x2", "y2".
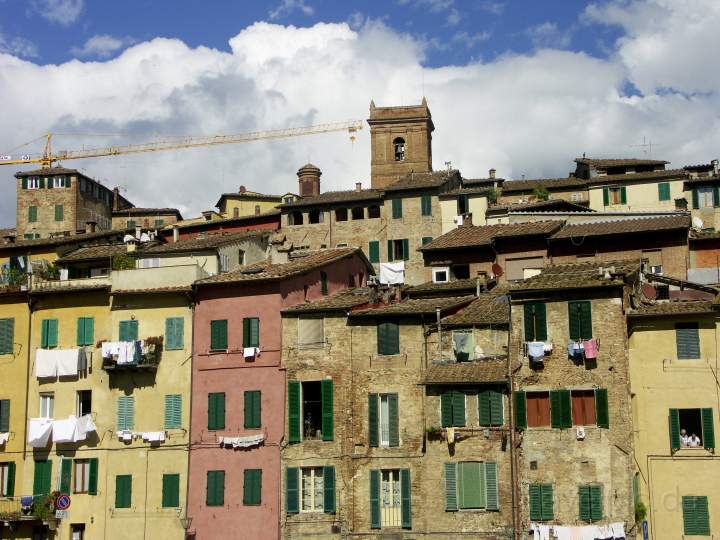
[
  {"x1": 492, "y1": 263, "x2": 503, "y2": 277},
  {"x1": 692, "y1": 216, "x2": 704, "y2": 229}
]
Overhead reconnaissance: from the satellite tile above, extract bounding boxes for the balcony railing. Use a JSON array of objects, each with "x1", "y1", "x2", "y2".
[
  {"x1": 101, "y1": 339, "x2": 163, "y2": 372},
  {"x1": 29, "y1": 274, "x2": 111, "y2": 291}
]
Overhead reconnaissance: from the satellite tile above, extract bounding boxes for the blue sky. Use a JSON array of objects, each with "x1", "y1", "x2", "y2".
[{"x1": 0, "y1": 0, "x2": 718, "y2": 226}]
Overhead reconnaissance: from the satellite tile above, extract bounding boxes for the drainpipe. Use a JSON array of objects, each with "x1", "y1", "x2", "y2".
[
  {"x1": 436, "y1": 307, "x2": 442, "y2": 361},
  {"x1": 184, "y1": 297, "x2": 196, "y2": 539},
  {"x1": 507, "y1": 292, "x2": 520, "y2": 540},
  {"x1": 23, "y1": 295, "x2": 35, "y2": 461}
]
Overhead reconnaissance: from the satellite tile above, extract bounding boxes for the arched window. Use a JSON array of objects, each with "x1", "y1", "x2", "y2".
[{"x1": 393, "y1": 137, "x2": 406, "y2": 161}]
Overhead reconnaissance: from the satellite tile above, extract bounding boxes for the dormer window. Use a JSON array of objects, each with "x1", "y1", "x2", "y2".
[
  {"x1": 27, "y1": 176, "x2": 41, "y2": 189},
  {"x1": 393, "y1": 137, "x2": 406, "y2": 161}
]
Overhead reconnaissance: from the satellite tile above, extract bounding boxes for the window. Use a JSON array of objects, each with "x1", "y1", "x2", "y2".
[
  {"x1": 457, "y1": 195, "x2": 469, "y2": 215},
  {"x1": 441, "y1": 390, "x2": 466, "y2": 427},
  {"x1": 76, "y1": 317, "x2": 94, "y2": 346},
  {"x1": 284, "y1": 196, "x2": 295, "y2": 204},
  {"x1": 368, "y1": 205, "x2": 381, "y2": 219},
  {"x1": 287, "y1": 380, "x2": 333, "y2": 442},
  {"x1": 368, "y1": 241, "x2": 380, "y2": 264},
  {"x1": 0, "y1": 400, "x2": 9, "y2": 432},
  {"x1": 219, "y1": 253, "x2": 230, "y2": 273},
  {"x1": 298, "y1": 316, "x2": 324, "y2": 348},
  {"x1": 335, "y1": 208, "x2": 348, "y2": 222},
  {"x1": 422, "y1": 236, "x2": 433, "y2": 246},
  {"x1": 523, "y1": 302, "x2": 547, "y2": 342},
  {"x1": 165, "y1": 317, "x2": 184, "y2": 350},
  {"x1": 369, "y1": 393, "x2": 399, "y2": 447},
  {"x1": 244, "y1": 390, "x2": 262, "y2": 429},
  {"x1": 568, "y1": 301, "x2": 593, "y2": 341},
  {"x1": 290, "y1": 211, "x2": 304, "y2": 225},
  {"x1": 208, "y1": 393, "x2": 226, "y2": 430},
  {"x1": 206, "y1": 471, "x2": 225, "y2": 506},
  {"x1": 387, "y1": 239, "x2": 409, "y2": 261},
  {"x1": 76, "y1": 391, "x2": 91, "y2": 417},
  {"x1": 308, "y1": 209, "x2": 323, "y2": 224},
  {"x1": 525, "y1": 391, "x2": 550, "y2": 428},
  {"x1": 115, "y1": 475, "x2": 132, "y2": 508},
  {"x1": 139, "y1": 258, "x2": 160, "y2": 269},
  {"x1": 0, "y1": 462, "x2": 15, "y2": 497},
  {"x1": 515, "y1": 390, "x2": 608, "y2": 429},
  {"x1": 669, "y1": 408, "x2": 715, "y2": 451},
  {"x1": 40, "y1": 393, "x2": 54, "y2": 418},
  {"x1": 642, "y1": 250, "x2": 663, "y2": 275},
  {"x1": 28, "y1": 205, "x2": 38, "y2": 223},
  {"x1": 676, "y1": 323, "x2": 700, "y2": 359},
  {"x1": 693, "y1": 186, "x2": 717, "y2": 209},
  {"x1": 33, "y1": 460, "x2": 52, "y2": 496},
  {"x1": 118, "y1": 320, "x2": 138, "y2": 342},
  {"x1": 40, "y1": 318, "x2": 59, "y2": 349},
  {"x1": 452, "y1": 264, "x2": 470, "y2": 279},
  {"x1": 54, "y1": 205, "x2": 64, "y2": 222},
  {"x1": 27, "y1": 176, "x2": 41, "y2": 189},
  {"x1": 243, "y1": 317, "x2": 260, "y2": 348},
  {"x1": 421, "y1": 195, "x2": 432, "y2": 216},
  {"x1": 529, "y1": 483, "x2": 554, "y2": 521},
  {"x1": 578, "y1": 485, "x2": 603, "y2": 521},
  {"x1": 506, "y1": 256, "x2": 544, "y2": 282},
  {"x1": 164, "y1": 394, "x2": 182, "y2": 429},
  {"x1": 254, "y1": 205, "x2": 261, "y2": 216},
  {"x1": 658, "y1": 182, "x2": 671, "y2": 201},
  {"x1": 571, "y1": 390, "x2": 596, "y2": 426},
  {"x1": 285, "y1": 466, "x2": 336, "y2": 514},
  {"x1": 602, "y1": 186, "x2": 626, "y2": 206},
  {"x1": 210, "y1": 320, "x2": 228, "y2": 351},
  {"x1": 393, "y1": 137, "x2": 406, "y2": 161},
  {"x1": 74, "y1": 460, "x2": 90, "y2": 493},
  {"x1": 319, "y1": 271, "x2": 329, "y2": 295},
  {"x1": 24, "y1": 233, "x2": 40, "y2": 239},
  {"x1": 351, "y1": 207, "x2": 364, "y2": 220},
  {"x1": 0, "y1": 318, "x2": 14, "y2": 354},
  {"x1": 370, "y1": 469, "x2": 411, "y2": 529},
  {"x1": 432, "y1": 267, "x2": 449, "y2": 283},
  {"x1": 683, "y1": 496, "x2": 711, "y2": 536},
  {"x1": 162, "y1": 474, "x2": 180, "y2": 508},
  {"x1": 445, "y1": 462, "x2": 499, "y2": 511},
  {"x1": 571, "y1": 192, "x2": 584, "y2": 202},
  {"x1": 233, "y1": 207, "x2": 240, "y2": 218},
  {"x1": 392, "y1": 199, "x2": 403, "y2": 219},
  {"x1": 52, "y1": 176, "x2": 66, "y2": 188},
  {"x1": 71, "y1": 524, "x2": 85, "y2": 540},
  {"x1": 127, "y1": 220, "x2": 136, "y2": 229},
  {"x1": 377, "y1": 320, "x2": 400, "y2": 355},
  {"x1": 243, "y1": 469, "x2": 262, "y2": 505},
  {"x1": 238, "y1": 249, "x2": 245, "y2": 265},
  {"x1": 117, "y1": 396, "x2": 135, "y2": 430},
  {"x1": 478, "y1": 387, "x2": 504, "y2": 426},
  {"x1": 452, "y1": 330, "x2": 474, "y2": 361}
]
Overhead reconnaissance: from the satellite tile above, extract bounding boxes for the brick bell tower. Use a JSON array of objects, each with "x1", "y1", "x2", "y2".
[{"x1": 367, "y1": 97, "x2": 434, "y2": 189}]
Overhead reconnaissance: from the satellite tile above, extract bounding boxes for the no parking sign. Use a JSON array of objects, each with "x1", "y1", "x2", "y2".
[{"x1": 55, "y1": 494, "x2": 71, "y2": 511}]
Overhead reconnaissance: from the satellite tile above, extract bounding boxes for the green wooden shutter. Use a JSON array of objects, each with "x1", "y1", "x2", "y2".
[
  {"x1": 388, "y1": 393, "x2": 399, "y2": 447},
  {"x1": 22, "y1": 177, "x2": 27, "y2": 189},
  {"x1": 421, "y1": 236, "x2": 433, "y2": 245},
  {"x1": 387, "y1": 240, "x2": 394, "y2": 262},
  {"x1": 421, "y1": 195, "x2": 432, "y2": 216},
  {"x1": 164, "y1": 394, "x2": 182, "y2": 429},
  {"x1": 480, "y1": 388, "x2": 503, "y2": 427},
  {"x1": 288, "y1": 381, "x2": 301, "y2": 443},
  {"x1": 692, "y1": 188, "x2": 700, "y2": 209},
  {"x1": 603, "y1": 187, "x2": 609, "y2": 206},
  {"x1": 247, "y1": 317, "x2": 260, "y2": 348},
  {"x1": 286, "y1": 468, "x2": 299, "y2": 514},
  {"x1": 541, "y1": 484, "x2": 554, "y2": 521},
  {"x1": 88, "y1": 458, "x2": 98, "y2": 495},
  {"x1": 595, "y1": 389, "x2": 609, "y2": 428},
  {"x1": 6, "y1": 462, "x2": 15, "y2": 497},
  {"x1": 115, "y1": 475, "x2": 132, "y2": 508},
  {"x1": 33, "y1": 460, "x2": 51, "y2": 496},
  {"x1": 524, "y1": 302, "x2": 547, "y2": 342},
  {"x1": 683, "y1": 496, "x2": 696, "y2": 535},
  {"x1": 578, "y1": 485, "x2": 591, "y2": 521},
  {"x1": 620, "y1": 186, "x2": 627, "y2": 204},
  {"x1": 392, "y1": 198, "x2": 403, "y2": 219},
  {"x1": 208, "y1": 393, "x2": 225, "y2": 430},
  {"x1": 368, "y1": 241, "x2": 380, "y2": 263},
  {"x1": 402, "y1": 239, "x2": 410, "y2": 261},
  {"x1": 529, "y1": 484, "x2": 543, "y2": 520},
  {"x1": 321, "y1": 379, "x2": 334, "y2": 441},
  {"x1": 568, "y1": 301, "x2": 592, "y2": 340},
  {"x1": 445, "y1": 463, "x2": 458, "y2": 511},
  {"x1": 54, "y1": 204, "x2": 63, "y2": 221},
  {"x1": 479, "y1": 390, "x2": 491, "y2": 426},
  {"x1": 401, "y1": 468, "x2": 412, "y2": 529},
  {"x1": 370, "y1": 469, "x2": 381, "y2": 529},
  {"x1": 458, "y1": 462, "x2": 485, "y2": 509},
  {"x1": 165, "y1": 318, "x2": 184, "y2": 350},
  {"x1": 441, "y1": 391, "x2": 453, "y2": 428},
  {"x1": 243, "y1": 469, "x2": 262, "y2": 505},
  {"x1": 514, "y1": 391, "x2": 527, "y2": 429},
  {"x1": 453, "y1": 391, "x2": 466, "y2": 427},
  {"x1": 658, "y1": 182, "x2": 670, "y2": 201},
  {"x1": 0, "y1": 400, "x2": 9, "y2": 432},
  {"x1": 714, "y1": 186, "x2": 720, "y2": 207},
  {"x1": 117, "y1": 396, "x2": 135, "y2": 430},
  {"x1": 377, "y1": 321, "x2": 399, "y2": 355},
  {"x1": 28, "y1": 206, "x2": 37, "y2": 222},
  {"x1": 490, "y1": 390, "x2": 504, "y2": 426},
  {"x1": 210, "y1": 320, "x2": 228, "y2": 350},
  {"x1": 244, "y1": 390, "x2": 261, "y2": 429},
  {"x1": 590, "y1": 485, "x2": 603, "y2": 520},
  {"x1": 701, "y1": 408, "x2": 715, "y2": 450},
  {"x1": 76, "y1": 317, "x2": 94, "y2": 346},
  {"x1": 0, "y1": 318, "x2": 14, "y2": 354},
  {"x1": 162, "y1": 474, "x2": 180, "y2": 507},
  {"x1": 206, "y1": 471, "x2": 224, "y2": 506},
  {"x1": 560, "y1": 390, "x2": 572, "y2": 428},
  {"x1": 523, "y1": 304, "x2": 535, "y2": 341},
  {"x1": 60, "y1": 458, "x2": 72, "y2": 494},
  {"x1": 568, "y1": 303, "x2": 580, "y2": 341},
  {"x1": 683, "y1": 496, "x2": 711, "y2": 535},
  {"x1": 676, "y1": 323, "x2": 700, "y2": 359},
  {"x1": 41, "y1": 319, "x2": 59, "y2": 349},
  {"x1": 550, "y1": 391, "x2": 563, "y2": 428},
  {"x1": 368, "y1": 394, "x2": 378, "y2": 447},
  {"x1": 323, "y1": 466, "x2": 336, "y2": 513},
  {"x1": 669, "y1": 408, "x2": 681, "y2": 451},
  {"x1": 485, "y1": 462, "x2": 498, "y2": 511}
]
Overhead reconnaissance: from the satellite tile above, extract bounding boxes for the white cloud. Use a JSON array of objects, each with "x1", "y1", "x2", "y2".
[
  {"x1": 525, "y1": 21, "x2": 573, "y2": 49},
  {"x1": 30, "y1": 0, "x2": 83, "y2": 25},
  {"x1": 479, "y1": 1, "x2": 505, "y2": 15},
  {"x1": 452, "y1": 31, "x2": 491, "y2": 49},
  {"x1": 0, "y1": 4, "x2": 719, "y2": 228},
  {"x1": 70, "y1": 35, "x2": 136, "y2": 59},
  {"x1": 268, "y1": 0, "x2": 314, "y2": 20},
  {"x1": 445, "y1": 8, "x2": 461, "y2": 26},
  {"x1": 0, "y1": 33, "x2": 38, "y2": 58}
]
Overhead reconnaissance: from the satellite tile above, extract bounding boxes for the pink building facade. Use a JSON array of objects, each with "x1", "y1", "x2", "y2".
[{"x1": 187, "y1": 249, "x2": 372, "y2": 539}]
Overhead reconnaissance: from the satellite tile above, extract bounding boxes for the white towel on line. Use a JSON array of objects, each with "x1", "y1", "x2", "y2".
[
  {"x1": 56, "y1": 349, "x2": 80, "y2": 376},
  {"x1": 379, "y1": 262, "x2": 405, "y2": 284},
  {"x1": 243, "y1": 347, "x2": 260, "y2": 359},
  {"x1": 142, "y1": 431, "x2": 166, "y2": 442},
  {"x1": 35, "y1": 349, "x2": 57, "y2": 378},
  {"x1": 28, "y1": 418, "x2": 53, "y2": 447},
  {"x1": 610, "y1": 522, "x2": 625, "y2": 539},
  {"x1": 75, "y1": 414, "x2": 96, "y2": 441},
  {"x1": 116, "y1": 430, "x2": 134, "y2": 442},
  {"x1": 52, "y1": 416, "x2": 77, "y2": 443},
  {"x1": 552, "y1": 526, "x2": 571, "y2": 540},
  {"x1": 0, "y1": 432, "x2": 9, "y2": 444},
  {"x1": 218, "y1": 433, "x2": 265, "y2": 448}
]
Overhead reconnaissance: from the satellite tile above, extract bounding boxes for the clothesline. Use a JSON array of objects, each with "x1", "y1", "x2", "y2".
[
  {"x1": 530, "y1": 522, "x2": 625, "y2": 540},
  {"x1": 28, "y1": 414, "x2": 96, "y2": 447}
]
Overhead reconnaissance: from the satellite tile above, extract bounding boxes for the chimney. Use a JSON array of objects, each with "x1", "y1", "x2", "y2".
[
  {"x1": 713, "y1": 159, "x2": 719, "y2": 176},
  {"x1": 355, "y1": 182, "x2": 362, "y2": 192},
  {"x1": 297, "y1": 164, "x2": 322, "y2": 197},
  {"x1": 135, "y1": 225, "x2": 142, "y2": 239},
  {"x1": 84, "y1": 221, "x2": 97, "y2": 234},
  {"x1": 126, "y1": 239, "x2": 137, "y2": 253},
  {"x1": 112, "y1": 187, "x2": 120, "y2": 211},
  {"x1": 489, "y1": 168, "x2": 496, "y2": 180},
  {"x1": 172, "y1": 225, "x2": 179, "y2": 243},
  {"x1": 239, "y1": 185, "x2": 247, "y2": 194}
]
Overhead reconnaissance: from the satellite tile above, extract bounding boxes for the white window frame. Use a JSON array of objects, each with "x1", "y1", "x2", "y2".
[
  {"x1": 432, "y1": 267, "x2": 450, "y2": 283},
  {"x1": 27, "y1": 177, "x2": 41, "y2": 189},
  {"x1": 53, "y1": 176, "x2": 66, "y2": 188},
  {"x1": 73, "y1": 459, "x2": 90, "y2": 493},
  {"x1": 380, "y1": 469, "x2": 402, "y2": 528},
  {"x1": 697, "y1": 187, "x2": 714, "y2": 208},
  {"x1": 378, "y1": 394, "x2": 391, "y2": 447},
  {"x1": 300, "y1": 467, "x2": 324, "y2": 512},
  {"x1": 0, "y1": 462, "x2": 9, "y2": 496},
  {"x1": 40, "y1": 393, "x2": 54, "y2": 418}
]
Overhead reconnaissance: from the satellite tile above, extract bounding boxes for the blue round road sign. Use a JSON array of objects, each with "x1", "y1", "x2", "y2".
[{"x1": 56, "y1": 494, "x2": 71, "y2": 510}]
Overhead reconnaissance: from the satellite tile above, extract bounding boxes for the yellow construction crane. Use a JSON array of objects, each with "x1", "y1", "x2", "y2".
[{"x1": 0, "y1": 120, "x2": 363, "y2": 169}]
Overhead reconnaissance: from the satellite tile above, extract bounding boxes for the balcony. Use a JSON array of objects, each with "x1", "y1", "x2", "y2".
[
  {"x1": 29, "y1": 274, "x2": 111, "y2": 292},
  {"x1": 102, "y1": 338, "x2": 163, "y2": 372}
]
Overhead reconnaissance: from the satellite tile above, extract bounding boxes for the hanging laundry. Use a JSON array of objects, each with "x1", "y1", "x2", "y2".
[
  {"x1": 28, "y1": 418, "x2": 53, "y2": 447},
  {"x1": 101, "y1": 341, "x2": 121, "y2": 358},
  {"x1": 35, "y1": 349, "x2": 58, "y2": 378},
  {"x1": 75, "y1": 414, "x2": 97, "y2": 441},
  {"x1": 0, "y1": 432, "x2": 9, "y2": 445},
  {"x1": 552, "y1": 526, "x2": 571, "y2": 540},
  {"x1": 116, "y1": 430, "x2": 134, "y2": 442},
  {"x1": 56, "y1": 349, "x2": 80, "y2": 377},
  {"x1": 527, "y1": 341, "x2": 545, "y2": 362},
  {"x1": 610, "y1": 522, "x2": 625, "y2": 539},
  {"x1": 52, "y1": 416, "x2": 78, "y2": 443},
  {"x1": 142, "y1": 432, "x2": 166, "y2": 442},
  {"x1": 218, "y1": 433, "x2": 265, "y2": 448},
  {"x1": 567, "y1": 340, "x2": 584, "y2": 360},
  {"x1": 543, "y1": 342, "x2": 554, "y2": 353},
  {"x1": 379, "y1": 262, "x2": 405, "y2": 284},
  {"x1": 583, "y1": 338, "x2": 599, "y2": 360},
  {"x1": 78, "y1": 347, "x2": 88, "y2": 373},
  {"x1": 243, "y1": 347, "x2": 260, "y2": 359}
]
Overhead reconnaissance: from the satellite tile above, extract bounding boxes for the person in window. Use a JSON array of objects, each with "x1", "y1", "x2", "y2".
[
  {"x1": 680, "y1": 429, "x2": 690, "y2": 447},
  {"x1": 687, "y1": 433, "x2": 701, "y2": 447}
]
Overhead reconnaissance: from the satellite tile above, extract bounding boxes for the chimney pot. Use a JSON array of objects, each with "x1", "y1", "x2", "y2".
[
  {"x1": 297, "y1": 164, "x2": 322, "y2": 197},
  {"x1": 172, "y1": 225, "x2": 179, "y2": 243},
  {"x1": 489, "y1": 168, "x2": 496, "y2": 179},
  {"x1": 239, "y1": 185, "x2": 247, "y2": 193},
  {"x1": 355, "y1": 182, "x2": 362, "y2": 192}
]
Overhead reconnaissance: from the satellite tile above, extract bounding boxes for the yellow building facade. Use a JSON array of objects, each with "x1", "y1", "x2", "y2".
[{"x1": 628, "y1": 301, "x2": 720, "y2": 540}]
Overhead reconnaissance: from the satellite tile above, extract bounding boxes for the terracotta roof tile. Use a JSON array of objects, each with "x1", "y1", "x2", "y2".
[
  {"x1": 350, "y1": 296, "x2": 474, "y2": 317},
  {"x1": 684, "y1": 176, "x2": 720, "y2": 187},
  {"x1": 406, "y1": 278, "x2": 481, "y2": 297},
  {"x1": 0, "y1": 230, "x2": 125, "y2": 249},
  {"x1": 282, "y1": 288, "x2": 373, "y2": 313},
  {"x1": 512, "y1": 260, "x2": 639, "y2": 292},
  {"x1": 143, "y1": 230, "x2": 268, "y2": 253},
  {"x1": 419, "y1": 221, "x2": 563, "y2": 251},
  {"x1": 111, "y1": 286, "x2": 192, "y2": 295},
  {"x1": 500, "y1": 177, "x2": 587, "y2": 193},
  {"x1": 57, "y1": 243, "x2": 134, "y2": 262},
  {"x1": 421, "y1": 359, "x2": 508, "y2": 384},
  {"x1": 550, "y1": 214, "x2": 690, "y2": 240},
  {"x1": 441, "y1": 291, "x2": 510, "y2": 327},
  {"x1": 487, "y1": 199, "x2": 591, "y2": 213},
  {"x1": 112, "y1": 207, "x2": 182, "y2": 218},
  {"x1": 14, "y1": 167, "x2": 82, "y2": 177},
  {"x1": 382, "y1": 170, "x2": 459, "y2": 192},
  {"x1": 585, "y1": 169, "x2": 688, "y2": 185},
  {"x1": 575, "y1": 158, "x2": 669, "y2": 168},
  {"x1": 171, "y1": 209, "x2": 280, "y2": 230},
  {"x1": 629, "y1": 300, "x2": 717, "y2": 317},
  {"x1": 280, "y1": 189, "x2": 383, "y2": 208}
]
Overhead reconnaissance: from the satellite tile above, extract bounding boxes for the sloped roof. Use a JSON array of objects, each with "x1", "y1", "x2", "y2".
[
  {"x1": 419, "y1": 221, "x2": 563, "y2": 251},
  {"x1": 0, "y1": 230, "x2": 125, "y2": 249},
  {"x1": 15, "y1": 167, "x2": 83, "y2": 178},
  {"x1": 280, "y1": 189, "x2": 384, "y2": 208},
  {"x1": 421, "y1": 359, "x2": 508, "y2": 384},
  {"x1": 143, "y1": 230, "x2": 268, "y2": 253},
  {"x1": 382, "y1": 170, "x2": 459, "y2": 192},
  {"x1": 441, "y1": 291, "x2": 510, "y2": 327},
  {"x1": 196, "y1": 247, "x2": 367, "y2": 286},
  {"x1": 349, "y1": 296, "x2": 474, "y2": 317},
  {"x1": 500, "y1": 177, "x2": 587, "y2": 193},
  {"x1": 487, "y1": 199, "x2": 591, "y2": 214},
  {"x1": 511, "y1": 260, "x2": 639, "y2": 292},
  {"x1": 550, "y1": 214, "x2": 690, "y2": 240},
  {"x1": 282, "y1": 288, "x2": 372, "y2": 314},
  {"x1": 585, "y1": 169, "x2": 688, "y2": 186},
  {"x1": 57, "y1": 243, "x2": 135, "y2": 262},
  {"x1": 170, "y1": 209, "x2": 280, "y2": 230},
  {"x1": 405, "y1": 278, "x2": 481, "y2": 297},
  {"x1": 575, "y1": 158, "x2": 668, "y2": 168},
  {"x1": 628, "y1": 300, "x2": 717, "y2": 317},
  {"x1": 112, "y1": 207, "x2": 182, "y2": 218}
]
